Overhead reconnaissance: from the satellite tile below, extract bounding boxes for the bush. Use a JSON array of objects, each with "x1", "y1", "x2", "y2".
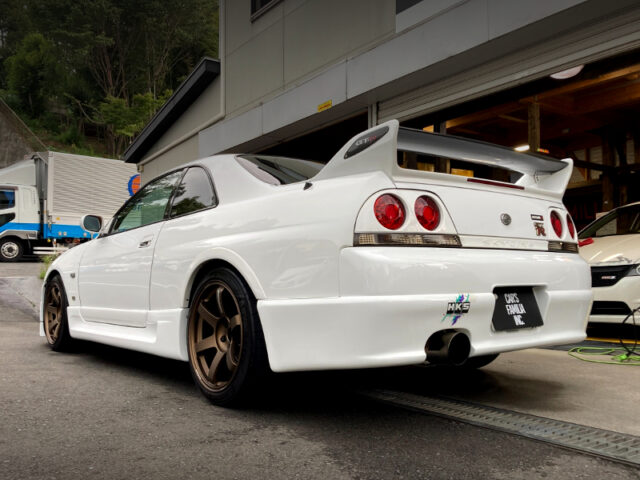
[
  {"x1": 39, "y1": 253, "x2": 59, "y2": 280},
  {"x1": 56, "y1": 125, "x2": 85, "y2": 147}
]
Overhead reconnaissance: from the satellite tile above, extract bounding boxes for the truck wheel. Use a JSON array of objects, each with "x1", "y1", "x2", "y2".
[
  {"x1": 0, "y1": 238, "x2": 23, "y2": 262},
  {"x1": 187, "y1": 268, "x2": 269, "y2": 407}
]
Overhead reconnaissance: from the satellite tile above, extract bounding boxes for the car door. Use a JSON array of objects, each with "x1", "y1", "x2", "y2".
[
  {"x1": 78, "y1": 169, "x2": 184, "y2": 327},
  {"x1": 149, "y1": 166, "x2": 218, "y2": 310}
]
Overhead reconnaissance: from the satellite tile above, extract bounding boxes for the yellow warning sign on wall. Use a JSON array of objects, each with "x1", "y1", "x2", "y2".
[{"x1": 317, "y1": 100, "x2": 332, "y2": 112}]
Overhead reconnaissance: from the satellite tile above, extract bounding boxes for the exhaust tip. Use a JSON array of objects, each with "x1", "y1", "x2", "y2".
[
  {"x1": 425, "y1": 330, "x2": 471, "y2": 366},
  {"x1": 447, "y1": 332, "x2": 471, "y2": 366}
]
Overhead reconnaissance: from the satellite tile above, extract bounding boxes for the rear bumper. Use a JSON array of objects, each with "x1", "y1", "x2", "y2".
[{"x1": 258, "y1": 247, "x2": 592, "y2": 372}]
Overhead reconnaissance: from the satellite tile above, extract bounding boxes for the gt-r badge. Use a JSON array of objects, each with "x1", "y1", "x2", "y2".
[
  {"x1": 534, "y1": 222, "x2": 546, "y2": 236},
  {"x1": 442, "y1": 294, "x2": 471, "y2": 325},
  {"x1": 500, "y1": 214, "x2": 511, "y2": 225},
  {"x1": 531, "y1": 214, "x2": 543, "y2": 221}
]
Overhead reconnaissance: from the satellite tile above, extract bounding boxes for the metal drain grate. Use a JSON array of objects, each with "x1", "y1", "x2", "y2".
[{"x1": 361, "y1": 389, "x2": 640, "y2": 467}]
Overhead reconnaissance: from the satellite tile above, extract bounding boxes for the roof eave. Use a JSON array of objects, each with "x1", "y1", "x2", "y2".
[{"x1": 123, "y1": 57, "x2": 220, "y2": 164}]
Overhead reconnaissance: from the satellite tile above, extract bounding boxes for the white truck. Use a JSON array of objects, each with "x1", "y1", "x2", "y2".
[{"x1": 0, "y1": 151, "x2": 138, "y2": 261}]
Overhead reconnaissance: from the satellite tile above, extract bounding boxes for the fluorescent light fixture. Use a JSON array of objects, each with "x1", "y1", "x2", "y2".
[
  {"x1": 550, "y1": 65, "x2": 584, "y2": 80},
  {"x1": 514, "y1": 145, "x2": 530, "y2": 152}
]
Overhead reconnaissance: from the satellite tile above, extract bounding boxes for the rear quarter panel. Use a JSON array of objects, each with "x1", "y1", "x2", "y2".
[{"x1": 150, "y1": 169, "x2": 393, "y2": 309}]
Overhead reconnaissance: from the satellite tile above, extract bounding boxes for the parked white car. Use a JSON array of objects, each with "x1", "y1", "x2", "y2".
[
  {"x1": 41, "y1": 120, "x2": 592, "y2": 405},
  {"x1": 578, "y1": 202, "x2": 640, "y2": 324}
]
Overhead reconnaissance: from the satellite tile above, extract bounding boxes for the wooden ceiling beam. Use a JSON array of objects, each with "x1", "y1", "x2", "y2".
[
  {"x1": 574, "y1": 82, "x2": 640, "y2": 114},
  {"x1": 521, "y1": 64, "x2": 640, "y2": 102},
  {"x1": 444, "y1": 101, "x2": 522, "y2": 128},
  {"x1": 520, "y1": 96, "x2": 575, "y2": 114},
  {"x1": 497, "y1": 114, "x2": 527, "y2": 124}
]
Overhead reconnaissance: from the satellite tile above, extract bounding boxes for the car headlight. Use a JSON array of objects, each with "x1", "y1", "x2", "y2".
[{"x1": 627, "y1": 264, "x2": 640, "y2": 277}]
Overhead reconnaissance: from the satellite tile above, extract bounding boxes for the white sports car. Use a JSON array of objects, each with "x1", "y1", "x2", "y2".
[
  {"x1": 41, "y1": 120, "x2": 592, "y2": 405},
  {"x1": 578, "y1": 202, "x2": 640, "y2": 324}
]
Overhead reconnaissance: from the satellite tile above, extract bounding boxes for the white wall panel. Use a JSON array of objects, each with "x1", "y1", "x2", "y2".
[
  {"x1": 348, "y1": 0, "x2": 489, "y2": 99},
  {"x1": 199, "y1": 107, "x2": 262, "y2": 156},
  {"x1": 262, "y1": 62, "x2": 347, "y2": 134},
  {"x1": 226, "y1": 21, "x2": 284, "y2": 114},
  {"x1": 487, "y1": 0, "x2": 585, "y2": 39},
  {"x1": 395, "y1": 0, "x2": 467, "y2": 32}
]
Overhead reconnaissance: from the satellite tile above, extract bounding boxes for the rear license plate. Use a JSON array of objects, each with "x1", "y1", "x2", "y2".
[{"x1": 492, "y1": 287, "x2": 543, "y2": 331}]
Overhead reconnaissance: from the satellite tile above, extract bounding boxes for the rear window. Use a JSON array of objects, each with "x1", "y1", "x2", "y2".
[{"x1": 236, "y1": 155, "x2": 323, "y2": 185}]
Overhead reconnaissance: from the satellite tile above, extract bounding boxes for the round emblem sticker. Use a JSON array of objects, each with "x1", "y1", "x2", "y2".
[{"x1": 128, "y1": 174, "x2": 141, "y2": 196}]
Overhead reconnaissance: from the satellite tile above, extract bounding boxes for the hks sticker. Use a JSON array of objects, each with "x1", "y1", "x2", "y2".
[{"x1": 441, "y1": 293, "x2": 470, "y2": 325}]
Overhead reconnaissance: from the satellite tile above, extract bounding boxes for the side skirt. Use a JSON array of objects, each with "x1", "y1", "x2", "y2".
[{"x1": 66, "y1": 306, "x2": 189, "y2": 361}]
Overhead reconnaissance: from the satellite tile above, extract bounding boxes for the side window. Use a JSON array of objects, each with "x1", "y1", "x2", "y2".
[
  {"x1": 110, "y1": 170, "x2": 183, "y2": 233},
  {"x1": 0, "y1": 213, "x2": 15, "y2": 227},
  {"x1": 0, "y1": 189, "x2": 15, "y2": 210},
  {"x1": 251, "y1": 0, "x2": 281, "y2": 17},
  {"x1": 170, "y1": 167, "x2": 216, "y2": 217}
]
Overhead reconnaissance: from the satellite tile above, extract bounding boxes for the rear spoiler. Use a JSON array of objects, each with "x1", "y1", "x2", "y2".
[{"x1": 312, "y1": 120, "x2": 572, "y2": 199}]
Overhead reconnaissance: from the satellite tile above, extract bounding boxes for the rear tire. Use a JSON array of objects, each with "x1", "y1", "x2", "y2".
[
  {"x1": 461, "y1": 353, "x2": 499, "y2": 369},
  {"x1": 0, "y1": 238, "x2": 23, "y2": 262},
  {"x1": 187, "y1": 268, "x2": 269, "y2": 407},
  {"x1": 43, "y1": 275, "x2": 74, "y2": 351}
]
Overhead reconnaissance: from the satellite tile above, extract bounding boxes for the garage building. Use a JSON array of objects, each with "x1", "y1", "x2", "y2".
[{"x1": 123, "y1": 0, "x2": 640, "y2": 226}]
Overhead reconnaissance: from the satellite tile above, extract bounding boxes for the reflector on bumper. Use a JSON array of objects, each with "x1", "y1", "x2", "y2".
[
  {"x1": 547, "y1": 241, "x2": 579, "y2": 253},
  {"x1": 354, "y1": 233, "x2": 462, "y2": 247}
]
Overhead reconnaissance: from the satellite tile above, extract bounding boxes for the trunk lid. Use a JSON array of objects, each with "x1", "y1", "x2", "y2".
[{"x1": 395, "y1": 181, "x2": 565, "y2": 244}]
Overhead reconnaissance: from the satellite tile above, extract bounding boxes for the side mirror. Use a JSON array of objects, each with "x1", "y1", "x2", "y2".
[{"x1": 81, "y1": 215, "x2": 103, "y2": 233}]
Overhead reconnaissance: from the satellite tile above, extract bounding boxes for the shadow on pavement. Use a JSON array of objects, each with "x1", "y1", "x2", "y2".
[{"x1": 49, "y1": 338, "x2": 563, "y2": 415}]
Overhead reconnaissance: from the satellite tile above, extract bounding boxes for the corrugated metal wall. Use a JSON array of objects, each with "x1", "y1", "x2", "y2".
[{"x1": 49, "y1": 153, "x2": 137, "y2": 218}]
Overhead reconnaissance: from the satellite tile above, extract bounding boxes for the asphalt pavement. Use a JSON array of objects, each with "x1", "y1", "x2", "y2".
[{"x1": 0, "y1": 261, "x2": 638, "y2": 479}]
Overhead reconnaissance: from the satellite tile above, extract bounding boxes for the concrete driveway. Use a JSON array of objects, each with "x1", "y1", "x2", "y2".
[{"x1": 0, "y1": 259, "x2": 638, "y2": 479}]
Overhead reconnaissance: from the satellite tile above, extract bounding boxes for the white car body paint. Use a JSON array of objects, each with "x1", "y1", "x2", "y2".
[{"x1": 41, "y1": 120, "x2": 592, "y2": 370}]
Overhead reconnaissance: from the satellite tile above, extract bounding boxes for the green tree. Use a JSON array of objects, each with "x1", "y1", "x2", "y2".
[
  {"x1": 0, "y1": 0, "x2": 218, "y2": 157},
  {"x1": 4, "y1": 33, "x2": 60, "y2": 116},
  {"x1": 97, "y1": 90, "x2": 172, "y2": 155}
]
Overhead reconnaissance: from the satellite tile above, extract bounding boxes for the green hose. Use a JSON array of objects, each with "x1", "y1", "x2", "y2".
[{"x1": 568, "y1": 346, "x2": 640, "y2": 365}]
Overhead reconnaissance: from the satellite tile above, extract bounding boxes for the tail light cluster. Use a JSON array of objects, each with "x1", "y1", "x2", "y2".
[
  {"x1": 373, "y1": 194, "x2": 405, "y2": 230},
  {"x1": 550, "y1": 211, "x2": 563, "y2": 237},
  {"x1": 374, "y1": 194, "x2": 440, "y2": 231},
  {"x1": 549, "y1": 209, "x2": 576, "y2": 240}
]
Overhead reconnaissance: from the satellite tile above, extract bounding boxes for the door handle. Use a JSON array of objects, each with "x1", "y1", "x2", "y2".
[{"x1": 139, "y1": 236, "x2": 154, "y2": 248}]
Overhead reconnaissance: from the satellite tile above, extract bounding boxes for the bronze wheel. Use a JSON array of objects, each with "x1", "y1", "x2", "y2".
[
  {"x1": 188, "y1": 281, "x2": 243, "y2": 391},
  {"x1": 44, "y1": 282, "x2": 63, "y2": 344},
  {"x1": 187, "y1": 268, "x2": 268, "y2": 406},
  {"x1": 43, "y1": 275, "x2": 73, "y2": 351}
]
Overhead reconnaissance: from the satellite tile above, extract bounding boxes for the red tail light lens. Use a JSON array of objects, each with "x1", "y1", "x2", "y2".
[
  {"x1": 415, "y1": 196, "x2": 440, "y2": 231},
  {"x1": 374, "y1": 194, "x2": 405, "y2": 230},
  {"x1": 550, "y1": 211, "x2": 563, "y2": 237},
  {"x1": 566, "y1": 214, "x2": 575, "y2": 239}
]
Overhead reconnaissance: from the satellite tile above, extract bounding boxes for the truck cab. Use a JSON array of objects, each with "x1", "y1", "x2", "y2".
[{"x1": 0, "y1": 184, "x2": 40, "y2": 261}]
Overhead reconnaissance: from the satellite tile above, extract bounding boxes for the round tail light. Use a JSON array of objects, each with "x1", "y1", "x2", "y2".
[
  {"x1": 550, "y1": 211, "x2": 563, "y2": 238},
  {"x1": 566, "y1": 214, "x2": 575, "y2": 239},
  {"x1": 374, "y1": 194, "x2": 405, "y2": 230},
  {"x1": 415, "y1": 196, "x2": 440, "y2": 231}
]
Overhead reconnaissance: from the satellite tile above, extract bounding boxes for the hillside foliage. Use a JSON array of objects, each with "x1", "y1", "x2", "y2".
[{"x1": 0, "y1": 0, "x2": 218, "y2": 157}]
